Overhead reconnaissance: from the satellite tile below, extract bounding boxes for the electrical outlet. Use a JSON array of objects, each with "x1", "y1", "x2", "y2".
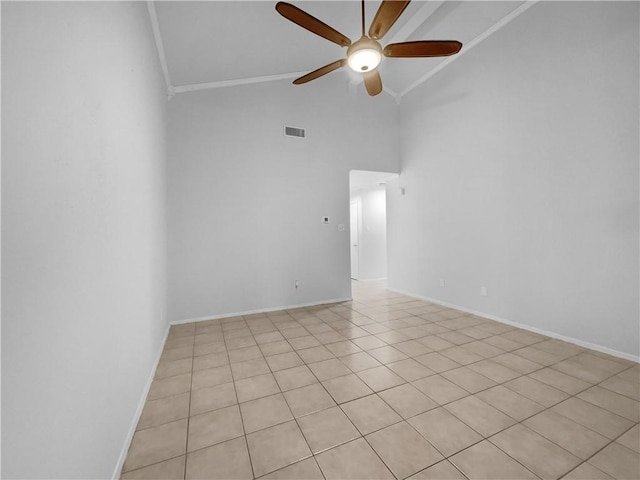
[
  {"x1": 481, "y1": 286, "x2": 488, "y2": 297},
  {"x1": 439, "y1": 279, "x2": 445, "y2": 287}
]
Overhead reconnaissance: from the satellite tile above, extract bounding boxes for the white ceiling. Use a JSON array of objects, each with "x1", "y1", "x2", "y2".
[{"x1": 151, "y1": 1, "x2": 533, "y2": 100}]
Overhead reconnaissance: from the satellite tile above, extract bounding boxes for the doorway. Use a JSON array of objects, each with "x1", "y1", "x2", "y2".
[{"x1": 349, "y1": 170, "x2": 397, "y2": 281}]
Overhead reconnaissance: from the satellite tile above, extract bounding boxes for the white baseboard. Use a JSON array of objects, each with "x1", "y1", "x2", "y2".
[
  {"x1": 388, "y1": 287, "x2": 639, "y2": 364},
  {"x1": 112, "y1": 324, "x2": 171, "y2": 479},
  {"x1": 170, "y1": 297, "x2": 353, "y2": 325}
]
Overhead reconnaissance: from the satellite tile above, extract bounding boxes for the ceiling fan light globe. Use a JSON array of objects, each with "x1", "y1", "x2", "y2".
[{"x1": 347, "y1": 48, "x2": 382, "y2": 72}]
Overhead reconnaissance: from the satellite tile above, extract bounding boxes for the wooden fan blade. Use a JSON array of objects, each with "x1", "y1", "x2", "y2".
[
  {"x1": 276, "y1": 2, "x2": 351, "y2": 47},
  {"x1": 383, "y1": 40, "x2": 462, "y2": 57},
  {"x1": 369, "y1": 0, "x2": 411, "y2": 40},
  {"x1": 363, "y1": 70, "x2": 383, "y2": 96},
  {"x1": 293, "y1": 59, "x2": 347, "y2": 85}
]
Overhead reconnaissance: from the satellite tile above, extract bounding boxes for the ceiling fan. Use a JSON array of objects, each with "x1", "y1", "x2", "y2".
[{"x1": 275, "y1": 0, "x2": 463, "y2": 96}]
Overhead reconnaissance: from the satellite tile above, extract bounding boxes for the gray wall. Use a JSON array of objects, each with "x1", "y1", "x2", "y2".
[
  {"x1": 2, "y1": 2, "x2": 169, "y2": 477},
  {"x1": 166, "y1": 79, "x2": 399, "y2": 322},
  {"x1": 388, "y1": 1, "x2": 639, "y2": 358}
]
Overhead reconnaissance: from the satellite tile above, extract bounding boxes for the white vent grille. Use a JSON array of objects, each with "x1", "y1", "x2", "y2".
[{"x1": 284, "y1": 125, "x2": 306, "y2": 138}]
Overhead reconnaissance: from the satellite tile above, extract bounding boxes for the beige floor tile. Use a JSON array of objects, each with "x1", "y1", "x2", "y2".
[
  {"x1": 600, "y1": 375, "x2": 640, "y2": 401},
  {"x1": 409, "y1": 407, "x2": 482, "y2": 457},
  {"x1": 438, "y1": 331, "x2": 475, "y2": 346},
  {"x1": 264, "y1": 351, "x2": 303, "y2": 371},
  {"x1": 357, "y1": 365, "x2": 406, "y2": 392},
  {"x1": 615, "y1": 366, "x2": 640, "y2": 384},
  {"x1": 527, "y1": 367, "x2": 590, "y2": 394},
  {"x1": 194, "y1": 333, "x2": 224, "y2": 346},
  {"x1": 412, "y1": 375, "x2": 468, "y2": 405},
  {"x1": 491, "y1": 352, "x2": 542, "y2": 375},
  {"x1": 341, "y1": 394, "x2": 402, "y2": 435},
  {"x1": 588, "y1": 442, "x2": 640, "y2": 479},
  {"x1": 417, "y1": 335, "x2": 456, "y2": 351},
  {"x1": 314, "y1": 331, "x2": 347, "y2": 344},
  {"x1": 408, "y1": 460, "x2": 467, "y2": 479},
  {"x1": 260, "y1": 340, "x2": 293, "y2": 356},
  {"x1": 551, "y1": 397, "x2": 635, "y2": 439},
  {"x1": 288, "y1": 335, "x2": 322, "y2": 350},
  {"x1": 124, "y1": 419, "x2": 188, "y2": 472},
  {"x1": 231, "y1": 357, "x2": 271, "y2": 380},
  {"x1": 445, "y1": 395, "x2": 515, "y2": 437},
  {"x1": 483, "y1": 335, "x2": 524, "y2": 352},
  {"x1": 504, "y1": 375, "x2": 569, "y2": 407},
  {"x1": 476, "y1": 385, "x2": 545, "y2": 421},
  {"x1": 273, "y1": 365, "x2": 317, "y2": 391},
  {"x1": 283, "y1": 383, "x2": 336, "y2": 417},
  {"x1": 450, "y1": 440, "x2": 538, "y2": 480},
  {"x1": 325, "y1": 340, "x2": 362, "y2": 356},
  {"x1": 255, "y1": 331, "x2": 285, "y2": 345},
  {"x1": 148, "y1": 373, "x2": 192, "y2": 401},
  {"x1": 442, "y1": 367, "x2": 496, "y2": 394},
  {"x1": 463, "y1": 340, "x2": 504, "y2": 359},
  {"x1": 490, "y1": 423, "x2": 582, "y2": 479},
  {"x1": 415, "y1": 352, "x2": 461, "y2": 373},
  {"x1": 562, "y1": 462, "x2": 613, "y2": 480},
  {"x1": 297, "y1": 406, "x2": 360, "y2": 453},
  {"x1": 185, "y1": 437, "x2": 253, "y2": 480},
  {"x1": 321, "y1": 373, "x2": 374, "y2": 404},
  {"x1": 366, "y1": 421, "x2": 443, "y2": 479},
  {"x1": 281, "y1": 326, "x2": 309, "y2": 339},
  {"x1": 226, "y1": 336, "x2": 257, "y2": 350},
  {"x1": 138, "y1": 393, "x2": 190, "y2": 430},
  {"x1": 368, "y1": 345, "x2": 409, "y2": 363},
  {"x1": 191, "y1": 365, "x2": 232, "y2": 390},
  {"x1": 375, "y1": 330, "x2": 411, "y2": 344},
  {"x1": 190, "y1": 382, "x2": 237, "y2": 416},
  {"x1": 578, "y1": 385, "x2": 640, "y2": 421},
  {"x1": 227, "y1": 346, "x2": 262, "y2": 364},
  {"x1": 193, "y1": 342, "x2": 226, "y2": 357},
  {"x1": 552, "y1": 357, "x2": 615, "y2": 384},
  {"x1": 192, "y1": 352, "x2": 228, "y2": 371},
  {"x1": 387, "y1": 358, "x2": 434, "y2": 382},
  {"x1": 235, "y1": 372, "x2": 279, "y2": 403},
  {"x1": 440, "y1": 346, "x2": 484, "y2": 365},
  {"x1": 315, "y1": 438, "x2": 394, "y2": 480},
  {"x1": 297, "y1": 345, "x2": 334, "y2": 363},
  {"x1": 165, "y1": 337, "x2": 195, "y2": 350},
  {"x1": 156, "y1": 358, "x2": 193, "y2": 379},
  {"x1": 308, "y1": 358, "x2": 352, "y2": 381},
  {"x1": 378, "y1": 383, "x2": 437, "y2": 418},
  {"x1": 338, "y1": 351, "x2": 381, "y2": 372},
  {"x1": 523, "y1": 409, "x2": 609, "y2": 459},
  {"x1": 259, "y1": 458, "x2": 323, "y2": 480},
  {"x1": 162, "y1": 345, "x2": 194, "y2": 362},
  {"x1": 121, "y1": 455, "x2": 185, "y2": 480},
  {"x1": 617, "y1": 425, "x2": 640, "y2": 453},
  {"x1": 394, "y1": 339, "x2": 433, "y2": 357},
  {"x1": 351, "y1": 335, "x2": 388, "y2": 350},
  {"x1": 512, "y1": 346, "x2": 561, "y2": 366},
  {"x1": 240, "y1": 393, "x2": 293, "y2": 433},
  {"x1": 467, "y1": 359, "x2": 521, "y2": 383},
  {"x1": 187, "y1": 405, "x2": 244, "y2": 452},
  {"x1": 246, "y1": 420, "x2": 312, "y2": 477}
]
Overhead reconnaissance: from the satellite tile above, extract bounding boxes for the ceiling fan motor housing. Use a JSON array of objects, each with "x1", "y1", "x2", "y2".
[{"x1": 347, "y1": 36, "x2": 383, "y2": 72}]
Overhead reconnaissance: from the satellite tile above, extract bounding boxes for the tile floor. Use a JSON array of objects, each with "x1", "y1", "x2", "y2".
[{"x1": 121, "y1": 281, "x2": 640, "y2": 480}]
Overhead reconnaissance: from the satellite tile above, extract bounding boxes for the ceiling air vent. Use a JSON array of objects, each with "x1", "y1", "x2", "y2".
[{"x1": 284, "y1": 125, "x2": 306, "y2": 139}]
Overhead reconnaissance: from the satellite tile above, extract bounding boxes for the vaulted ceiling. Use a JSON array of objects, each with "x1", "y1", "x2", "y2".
[{"x1": 150, "y1": 1, "x2": 534, "y2": 101}]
